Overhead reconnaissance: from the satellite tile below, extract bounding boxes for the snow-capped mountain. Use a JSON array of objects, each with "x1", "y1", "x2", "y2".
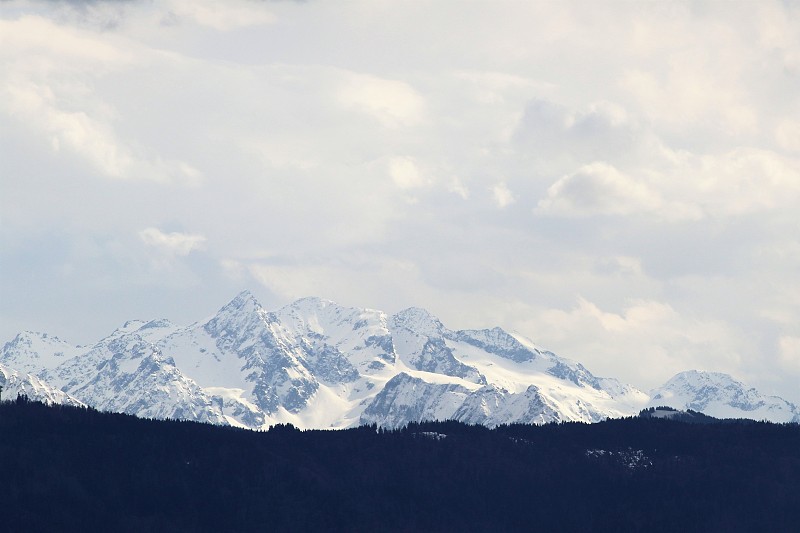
[
  {"x1": 0, "y1": 362, "x2": 83, "y2": 407},
  {"x1": 1, "y1": 291, "x2": 796, "y2": 428},
  {"x1": 0, "y1": 291, "x2": 649, "y2": 428},
  {"x1": 648, "y1": 370, "x2": 800, "y2": 423},
  {"x1": 0, "y1": 331, "x2": 84, "y2": 376}
]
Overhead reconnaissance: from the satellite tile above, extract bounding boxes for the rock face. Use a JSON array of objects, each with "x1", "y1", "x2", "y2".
[
  {"x1": 2, "y1": 291, "x2": 795, "y2": 428},
  {"x1": 648, "y1": 370, "x2": 800, "y2": 423}
]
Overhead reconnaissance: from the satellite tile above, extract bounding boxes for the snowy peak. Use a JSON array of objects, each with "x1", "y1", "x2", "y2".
[
  {"x1": 651, "y1": 370, "x2": 760, "y2": 409},
  {"x1": 658, "y1": 370, "x2": 740, "y2": 391},
  {"x1": 649, "y1": 370, "x2": 800, "y2": 423},
  {"x1": 203, "y1": 290, "x2": 270, "y2": 339},
  {"x1": 0, "y1": 331, "x2": 82, "y2": 376},
  {"x1": 214, "y1": 290, "x2": 265, "y2": 321},
  {"x1": 390, "y1": 307, "x2": 448, "y2": 338}
]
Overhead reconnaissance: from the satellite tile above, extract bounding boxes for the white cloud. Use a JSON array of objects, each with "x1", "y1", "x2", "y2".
[
  {"x1": 448, "y1": 177, "x2": 470, "y2": 199},
  {"x1": 338, "y1": 73, "x2": 425, "y2": 128},
  {"x1": 530, "y1": 298, "x2": 747, "y2": 389},
  {"x1": 491, "y1": 182, "x2": 515, "y2": 208},
  {"x1": 0, "y1": 15, "x2": 200, "y2": 183},
  {"x1": 0, "y1": 16, "x2": 134, "y2": 177},
  {"x1": 165, "y1": 0, "x2": 276, "y2": 31},
  {"x1": 536, "y1": 146, "x2": 800, "y2": 221},
  {"x1": 618, "y1": 10, "x2": 760, "y2": 137},
  {"x1": 0, "y1": 15, "x2": 130, "y2": 64},
  {"x1": 671, "y1": 148, "x2": 800, "y2": 216},
  {"x1": 139, "y1": 228, "x2": 206, "y2": 256},
  {"x1": 621, "y1": 67, "x2": 756, "y2": 135},
  {"x1": 3, "y1": 79, "x2": 134, "y2": 177},
  {"x1": 536, "y1": 162, "x2": 664, "y2": 217},
  {"x1": 388, "y1": 157, "x2": 427, "y2": 189}
]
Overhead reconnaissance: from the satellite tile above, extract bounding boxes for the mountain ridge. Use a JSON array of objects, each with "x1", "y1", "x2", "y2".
[{"x1": 2, "y1": 290, "x2": 797, "y2": 427}]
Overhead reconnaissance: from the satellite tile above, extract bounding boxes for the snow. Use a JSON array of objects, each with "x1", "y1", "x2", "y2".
[
  {"x1": 416, "y1": 432, "x2": 447, "y2": 440},
  {"x1": 586, "y1": 448, "x2": 652, "y2": 469},
  {"x1": 0, "y1": 362, "x2": 84, "y2": 406},
  {"x1": 0, "y1": 331, "x2": 83, "y2": 376}
]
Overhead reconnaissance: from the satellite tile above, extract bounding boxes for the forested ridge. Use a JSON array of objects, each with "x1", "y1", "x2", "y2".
[{"x1": 1, "y1": 398, "x2": 799, "y2": 532}]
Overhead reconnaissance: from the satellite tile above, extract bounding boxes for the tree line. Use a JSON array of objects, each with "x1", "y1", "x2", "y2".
[{"x1": 1, "y1": 397, "x2": 798, "y2": 532}]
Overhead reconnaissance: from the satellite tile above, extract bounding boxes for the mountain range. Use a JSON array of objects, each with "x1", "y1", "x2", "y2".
[{"x1": 2, "y1": 291, "x2": 798, "y2": 428}]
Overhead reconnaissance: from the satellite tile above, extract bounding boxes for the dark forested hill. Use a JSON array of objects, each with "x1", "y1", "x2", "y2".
[{"x1": 1, "y1": 398, "x2": 799, "y2": 532}]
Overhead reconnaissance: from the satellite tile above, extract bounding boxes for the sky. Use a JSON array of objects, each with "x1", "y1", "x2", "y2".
[{"x1": 2, "y1": 0, "x2": 800, "y2": 403}]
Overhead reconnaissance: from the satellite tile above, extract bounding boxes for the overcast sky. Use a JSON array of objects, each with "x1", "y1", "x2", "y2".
[{"x1": 2, "y1": 0, "x2": 800, "y2": 401}]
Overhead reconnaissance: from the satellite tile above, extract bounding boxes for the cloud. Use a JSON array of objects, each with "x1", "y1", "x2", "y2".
[
  {"x1": 616, "y1": 7, "x2": 763, "y2": 139},
  {"x1": 139, "y1": 228, "x2": 206, "y2": 256},
  {"x1": 670, "y1": 148, "x2": 800, "y2": 217},
  {"x1": 491, "y1": 182, "x2": 515, "y2": 208},
  {"x1": 338, "y1": 73, "x2": 425, "y2": 128},
  {"x1": 514, "y1": 99, "x2": 641, "y2": 166},
  {"x1": 388, "y1": 157, "x2": 427, "y2": 189},
  {"x1": 3, "y1": 79, "x2": 134, "y2": 177},
  {"x1": 621, "y1": 67, "x2": 756, "y2": 136},
  {"x1": 1, "y1": 76, "x2": 201, "y2": 183},
  {"x1": 536, "y1": 162, "x2": 664, "y2": 217},
  {"x1": 447, "y1": 177, "x2": 470, "y2": 199},
  {"x1": 529, "y1": 298, "x2": 747, "y2": 389},
  {"x1": 0, "y1": 15, "x2": 200, "y2": 183},
  {"x1": 164, "y1": 0, "x2": 276, "y2": 31},
  {"x1": 536, "y1": 146, "x2": 800, "y2": 221},
  {"x1": 0, "y1": 15, "x2": 128, "y2": 62}
]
